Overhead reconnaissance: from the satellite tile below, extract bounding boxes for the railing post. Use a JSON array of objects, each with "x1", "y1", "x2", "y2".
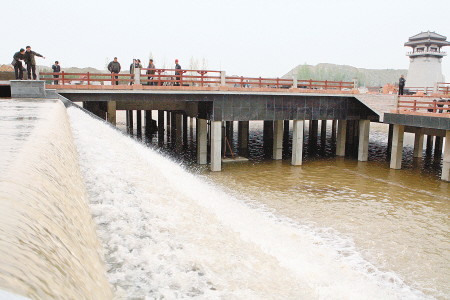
[
  {"x1": 220, "y1": 71, "x2": 226, "y2": 86},
  {"x1": 292, "y1": 74, "x2": 298, "y2": 88},
  {"x1": 276, "y1": 77, "x2": 279, "y2": 88},
  {"x1": 394, "y1": 94, "x2": 399, "y2": 111},
  {"x1": 62, "y1": 71, "x2": 65, "y2": 85},
  {"x1": 433, "y1": 82, "x2": 439, "y2": 94},
  {"x1": 309, "y1": 79, "x2": 312, "y2": 89},
  {"x1": 325, "y1": 80, "x2": 328, "y2": 90},
  {"x1": 353, "y1": 78, "x2": 358, "y2": 89},
  {"x1": 87, "y1": 72, "x2": 90, "y2": 85},
  {"x1": 413, "y1": 100, "x2": 417, "y2": 111},
  {"x1": 434, "y1": 100, "x2": 437, "y2": 113},
  {"x1": 259, "y1": 77, "x2": 262, "y2": 88},
  {"x1": 134, "y1": 67, "x2": 140, "y2": 85}
]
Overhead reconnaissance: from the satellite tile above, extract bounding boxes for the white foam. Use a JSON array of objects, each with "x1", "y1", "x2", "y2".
[{"x1": 68, "y1": 107, "x2": 433, "y2": 300}]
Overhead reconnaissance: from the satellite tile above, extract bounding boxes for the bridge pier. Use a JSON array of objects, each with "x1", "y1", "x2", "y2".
[
  {"x1": 225, "y1": 121, "x2": 234, "y2": 156},
  {"x1": 331, "y1": 120, "x2": 337, "y2": 143},
  {"x1": 136, "y1": 110, "x2": 142, "y2": 137},
  {"x1": 158, "y1": 110, "x2": 164, "y2": 146},
  {"x1": 126, "y1": 110, "x2": 134, "y2": 134},
  {"x1": 413, "y1": 132, "x2": 424, "y2": 158},
  {"x1": 175, "y1": 113, "x2": 183, "y2": 152},
  {"x1": 336, "y1": 120, "x2": 347, "y2": 156},
  {"x1": 435, "y1": 136, "x2": 443, "y2": 157},
  {"x1": 283, "y1": 120, "x2": 290, "y2": 156},
  {"x1": 197, "y1": 119, "x2": 208, "y2": 165},
  {"x1": 390, "y1": 124, "x2": 405, "y2": 169},
  {"x1": 441, "y1": 131, "x2": 450, "y2": 181},
  {"x1": 358, "y1": 120, "x2": 370, "y2": 161},
  {"x1": 263, "y1": 121, "x2": 274, "y2": 157},
  {"x1": 291, "y1": 120, "x2": 304, "y2": 165},
  {"x1": 238, "y1": 121, "x2": 249, "y2": 157},
  {"x1": 273, "y1": 120, "x2": 283, "y2": 160},
  {"x1": 426, "y1": 135, "x2": 433, "y2": 156},
  {"x1": 309, "y1": 120, "x2": 318, "y2": 146},
  {"x1": 106, "y1": 101, "x2": 116, "y2": 125},
  {"x1": 211, "y1": 121, "x2": 222, "y2": 171},
  {"x1": 320, "y1": 120, "x2": 327, "y2": 147}
]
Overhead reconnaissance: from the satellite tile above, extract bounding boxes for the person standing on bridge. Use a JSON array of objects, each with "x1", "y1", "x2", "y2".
[
  {"x1": 398, "y1": 75, "x2": 406, "y2": 95},
  {"x1": 12, "y1": 48, "x2": 26, "y2": 80},
  {"x1": 108, "y1": 57, "x2": 121, "y2": 85},
  {"x1": 174, "y1": 59, "x2": 181, "y2": 86},
  {"x1": 147, "y1": 58, "x2": 155, "y2": 86},
  {"x1": 24, "y1": 46, "x2": 45, "y2": 80},
  {"x1": 52, "y1": 61, "x2": 61, "y2": 85}
]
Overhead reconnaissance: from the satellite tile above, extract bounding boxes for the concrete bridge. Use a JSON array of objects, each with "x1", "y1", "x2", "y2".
[{"x1": 8, "y1": 74, "x2": 450, "y2": 181}]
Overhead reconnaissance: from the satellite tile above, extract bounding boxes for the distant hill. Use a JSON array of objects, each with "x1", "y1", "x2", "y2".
[
  {"x1": 282, "y1": 63, "x2": 408, "y2": 87},
  {"x1": 39, "y1": 66, "x2": 107, "y2": 74}
]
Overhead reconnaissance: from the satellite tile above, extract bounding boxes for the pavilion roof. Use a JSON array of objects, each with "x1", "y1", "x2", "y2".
[{"x1": 404, "y1": 31, "x2": 450, "y2": 47}]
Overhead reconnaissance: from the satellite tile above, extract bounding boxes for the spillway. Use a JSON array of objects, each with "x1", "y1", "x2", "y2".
[
  {"x1": 0, "y1": 99, "x2": 112, "y2": 299},
  {"x1": 67, "y1": 106, "x2": 429, "y2": 299}
]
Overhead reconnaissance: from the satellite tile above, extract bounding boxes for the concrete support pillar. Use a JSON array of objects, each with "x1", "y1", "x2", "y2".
[
  {"x1": 183, "y1": 114, "x2": 188, "y2": 147},
  {"x1": 211, "y1": 121, "x2": 222, "y2": 172},
  {"x1": 336, "y1": 120, "x2": 347, "y2": 156},
  {"x1": 175, "y1": 113, "x2": 183, "y2": 152},
  {"x1": 136, "y1": 110, "x2": 142, "y2": 136},
  {"x1": 291, "y1": 120, "x2": 304, "y2": 166},
  {"x1": 320, "y1": 120, "x2": 327, "y2": 146},
  {"x1": 263, "y1": 121, "x2": 274, "y2": 155},
  {"x1": 106, "y1": 101, "x2": 116, "y2": 125},
  {"x1": 225, "y1": 121, "x2": 234, "y2": 156},
  {"x1": 426, "y1": 135, "x2": 434, "y2": 156},
  {"x1": 273, "y1": 120, "x2": 283, "y2": 160},
  {"x1": 238, "y1": 121, "x2": 249, "y2": 157},
  {"x1": 309, "y1": 120, "x2": 318, "y2": 140},
  {"x1": 331, "y1": 120, "x2": 337, "y2": 142},
  {"x1": 441, "y1": 131, "x2": 450, "y2": 181},
  {"x1": 197, "y1": 119, "x2": 208, "y2": 165},
  {"x1": 358, "y1": 120, "x2": 370, "y2": 162},
  {"x1": 435, "y1": 136, "x2": 443, "y2": 157},
  {"x1": 413, "y1": 133, "x2": 424, "y2": 158},
  {"x1": 157, "y1": 111, "x2": 164, "y2": 145},
  {"x1": 387, "y1": 124, "x2": 394, "y2": 157},
  {"x1": 390, "y1": 124, "x2": 405, "y2": 169},
  {"x1": 128, "y1": 110, "x2": 134, "y2": 134},
  {"x1": 171, "y1": 112, "x2": 177, "y2": 141},
  {"x1": 283, "y1": 120, "x2": 290, "y2": 155}
]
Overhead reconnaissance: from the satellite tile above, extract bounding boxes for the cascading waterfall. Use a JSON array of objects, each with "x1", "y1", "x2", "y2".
[
  {"x1": 0, "y1": 99, "x2": 113, "y2": 300},
  {"x1": 67, "y1": 106, "x2": 431, "y2": 300}
]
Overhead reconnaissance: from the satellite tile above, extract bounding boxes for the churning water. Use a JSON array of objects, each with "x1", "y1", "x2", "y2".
[{"x1": 68, "y1": 107, "x2": 450, "y2": 299}]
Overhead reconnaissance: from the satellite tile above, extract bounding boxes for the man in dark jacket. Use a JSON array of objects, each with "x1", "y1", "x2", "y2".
[
  {"x1": 52, "y1": 61, "x2": 61, "y2": 85},
  {"x1": 398, "y1": 75, "x2": 406, "y2": 95},
  {"x1": 12, "y1": 48, "x2": 26, "y2": 80},
  {"x1": 24, "y1": 46, "x2": 45, "y2": 80},
  {"x1": 108, "y1": 57, "x2": 121, "y2": 85},
  {"x1": 129, "y1": 59, "x2": 136, "y2": 85},
  {"x1": 174, "y1": 59, "x2": 181, "y2": 86}
]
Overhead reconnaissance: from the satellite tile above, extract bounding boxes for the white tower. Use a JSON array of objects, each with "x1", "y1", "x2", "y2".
[{"x1": 405, "y1": 31, "x2": 450, "y2": 89}]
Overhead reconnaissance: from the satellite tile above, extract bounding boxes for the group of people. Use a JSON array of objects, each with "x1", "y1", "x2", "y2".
[
  {"x1": 107, "y1": 57, "x2": 181, "y2": 86},
  {"x1": 12, "y1": 46, "x2": 45, "y2": 80}
]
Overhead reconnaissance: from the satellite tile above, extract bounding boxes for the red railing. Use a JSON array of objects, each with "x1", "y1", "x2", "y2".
[
  {"x1": 397, "y1": 98, "x2": 450, "y2": 114},
  {"x1": 39, "y1": 71, "x2": 133, "y2": 85},
  {"x1": 140, "y1": 69, "x2": 222, "y2": 86},
  {"x1": 40, "y1": 69, "x2": 354, "y2": 91}
]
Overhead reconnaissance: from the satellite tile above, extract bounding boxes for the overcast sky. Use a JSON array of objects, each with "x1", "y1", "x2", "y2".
[{"x1": 3, "y1": 0, "x2": 450, "y2": 80}]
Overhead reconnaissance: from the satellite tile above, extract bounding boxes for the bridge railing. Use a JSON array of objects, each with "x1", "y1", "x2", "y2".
[
  {"x1": 40, "y1": 69, "x2": 355, "y2": 91},
  {"x1": 397, "y1": 98, "x2": 450, "y2": 114},
  {"x1": 140, "y1": 69, "x2": 222, "y2": 86},
  {"x1": 39, "y1": 72, "x2": 133, "y2": 85}
]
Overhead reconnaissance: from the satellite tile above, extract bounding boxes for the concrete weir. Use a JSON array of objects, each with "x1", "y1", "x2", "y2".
[{"x1": 0, "y1": 84, "x2": 113, "y2": 299}]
